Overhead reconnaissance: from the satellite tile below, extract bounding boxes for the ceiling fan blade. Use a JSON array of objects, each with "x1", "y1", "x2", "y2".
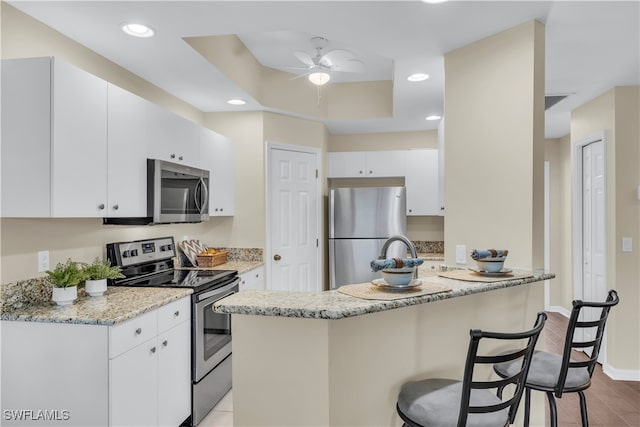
[
  {"x1": 289, "y1": 71, "x2": 312, "y2": 81},
  {"x1": 277, "y1": 65, "x2": 312, "y2": 71},
  {"x1": 294, "y1": 51, "x2": 315, "y2": 66},
  {"x1": 319, "y1": 49, "x2": 356, "y2": 67},
  {"x1": 331, "y1": 59, "x2": 365, "y2": 74}
]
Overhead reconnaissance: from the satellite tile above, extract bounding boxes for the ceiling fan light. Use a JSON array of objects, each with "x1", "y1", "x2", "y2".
[{"x1": 308, "y1": 72, "x2": 331, "y2": 86}]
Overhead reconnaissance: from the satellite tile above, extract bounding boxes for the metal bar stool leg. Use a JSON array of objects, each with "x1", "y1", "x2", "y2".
[
  {"x1": 546, "y1": 392, "x2": 558, "y2": 427},
  {"x1": 578, "y1": 391, "x2": 589, "y2": 427},
  {"x1": 523, "y1": 387, "x2": 531, "y2": 427}
]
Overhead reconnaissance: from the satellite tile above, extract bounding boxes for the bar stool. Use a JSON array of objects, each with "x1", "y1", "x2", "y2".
[
  {"x1": 493, "y1": 290, "x2": 619, "y2": 427},
  {"x1": 396, "y1": 312, "x2": 547, "y2": 427}
]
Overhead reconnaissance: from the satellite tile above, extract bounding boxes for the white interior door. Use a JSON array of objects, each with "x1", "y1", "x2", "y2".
[
  {"x1": 581, "y1": 140, "x2": 606, "y2": 356},
  {"x1": 268, "y1": 146, "x2": 321, "y2": 292}
]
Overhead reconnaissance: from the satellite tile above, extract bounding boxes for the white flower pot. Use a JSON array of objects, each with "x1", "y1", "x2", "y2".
[
  {"x1": 51, "y1": 286, "x2": 78, "y2": 306},
  {"x1": 85, "y1": 279, "x2": 107, "y2": 297}
]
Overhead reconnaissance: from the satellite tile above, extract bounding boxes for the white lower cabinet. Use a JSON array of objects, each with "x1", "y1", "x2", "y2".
[
  {"x1": 109, "y1": 297, "x2": 190, "y2": 426},
  {"x1": 240, "y1": 266, "x2": 264, "y2": 290},
  {"x1": 0, "y1": 297, "x2": 190, "y2": 427}
]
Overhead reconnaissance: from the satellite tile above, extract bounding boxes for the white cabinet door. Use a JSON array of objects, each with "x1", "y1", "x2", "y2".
[
  {"x1": 157, "y1": 321, "x2": 191, "y2": 427},
  {"x1": 147, "y1": 103, "x2": 199, "y2": 167},
  {"x1": 106, "y1": 84, "x2": 150, "y2": 217},
  {"x1": 51, "y1": 58, "x2": 108, "y2": 217},
  {"x1": 109, "y1": 339, "x2": 158, "y2": 427},
  {"x1": 327, "y1": 152, "x2": 366, "y2": 178},
  {"x1": 405, "y1": 150, "x2": 440, "y2": 216},
  {"x1": 200, "y1": 127, "x2": 235, "y2": 216},
  {"x1": 1, "y1": 58, "x2": 52, "y2": 217},
  {"x1": 365, "y1": 151, "x2": 406, "y2": 177},
  {"x1": 240, "y1": 266, "x2": 265, "y2": 290},
  {"x1": 437, "y1": 118, "x2": 445, "y2": 215}
]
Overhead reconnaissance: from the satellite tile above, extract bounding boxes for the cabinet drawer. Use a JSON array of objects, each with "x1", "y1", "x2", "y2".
[
  {"x1": 157, "y1": 297, "x2": 190, "y2": 333},
  {"x1": 109, "y1": 310, "x2": 157, "y2": 358}
]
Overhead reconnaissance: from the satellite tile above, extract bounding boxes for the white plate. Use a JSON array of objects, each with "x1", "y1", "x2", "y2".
[
  {"x1": 469, "y1": 268, "x2": 513, "y2": 277},
  {"x1": 372, "y1": 278, "x2": 422, "y2": 290}
]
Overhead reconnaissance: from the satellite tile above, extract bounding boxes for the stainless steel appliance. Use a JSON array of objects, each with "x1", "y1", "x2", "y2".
[
  {"x1": 107, "y1": 236, "x2": 238, "y2": 426},
  {"x1": 104, "y1": 159, "x2": 209, "y2": 225},
  {"x1": 328, "y1": 186, "x2": 407, "y2": 289}
]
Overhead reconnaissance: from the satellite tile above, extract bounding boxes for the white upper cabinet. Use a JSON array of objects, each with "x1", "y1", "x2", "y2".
[
  {"x1": 327, "y1": 151, "x2": 405, "y2": 178},
  {"x1": 106, "y1": 84, "x2": 150, "y2": 217},
  {"x1": 147, "y1": 103, "x2": 199, "y2": 167},
  {"x1": 405, "y1": 149, "x2": 440, "y2": 216},
  {"x1": 1, "y1": 57, "x2": 108, "y2": 217},
  {"x1": 437, "y1": 118, "x2": 445, "y2": 215},
  {"x1": 200, "y1": 127, "x2": 235, "y2": 216}
]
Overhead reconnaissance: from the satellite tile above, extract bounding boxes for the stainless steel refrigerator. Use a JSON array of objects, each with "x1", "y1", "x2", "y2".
[{"x1": 329, "y1": 186, "x2": 407, "y2": 289}]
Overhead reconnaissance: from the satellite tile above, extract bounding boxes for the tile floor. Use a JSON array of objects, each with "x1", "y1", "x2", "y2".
[
  {"x1": 197, "y1": 311, "x2": 640, "y2": 427},
  {"x1": 197, "y1": 390, "x2": 233, "y2": 427}
]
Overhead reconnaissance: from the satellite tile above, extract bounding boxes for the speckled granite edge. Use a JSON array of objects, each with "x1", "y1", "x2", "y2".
[
  {"x1": 413, "y1": 241, "x2": 444, "y2": 254},
  {"x1": 1, "y1": 286, "x2": 192, "y2": 325},
  {"x1": 214, "y1": 269, "x2": 555, "y2": 320}
]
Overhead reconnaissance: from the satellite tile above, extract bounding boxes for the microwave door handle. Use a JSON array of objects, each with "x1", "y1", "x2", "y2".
[
  {"x1": 194, "y1": 179, "x2": 202, "y2": 213},
  {"x1": 200, "y1": 177, "x2": 209, "y2": 214}
]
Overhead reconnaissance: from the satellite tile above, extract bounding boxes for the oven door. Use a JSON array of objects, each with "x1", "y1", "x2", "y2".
[{"x1": 193, "y1": 278, "x2": 239, "y2": 382}]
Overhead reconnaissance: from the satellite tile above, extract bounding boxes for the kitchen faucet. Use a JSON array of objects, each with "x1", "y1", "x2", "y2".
[{"x1": 378, "y1": 235, "x2": 419, "y2": 279}]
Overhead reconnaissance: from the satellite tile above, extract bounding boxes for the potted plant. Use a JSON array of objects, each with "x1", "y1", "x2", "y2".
[
  {"x1": 46, "y1": 259, "x2": 85, "y2": 306},
  {"x1": 82, "y1": 257, "x2": 124, "y2": 297}
]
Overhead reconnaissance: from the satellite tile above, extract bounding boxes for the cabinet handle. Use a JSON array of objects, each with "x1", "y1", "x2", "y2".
[
  {"x1": 220, "y1": 208, "x2": 223, "y2": 211},
  {"x1": 215, "y1": 208, "x2": 219, "y2": 212},
  {"x1": 113, "y1": 204, "x2": 119, "y2": 210},
  {"x1": 174, "y1": 310, "x2": 180, "y2": 317},
  {"x1": 274, "y1": 254, "x2": 281, "y2": 261},
  {"x1": 409, "y1": 209, "x2": 412, "y2": 213},
  {"x1": 162, "y1": 340, "x2": 168, "y2": 347},
  {"x1": 98, "y1": 204, "x2": 105, "y2": 210},
  {"x1": 440, "y1": 206, "x2": 445, "y2": 211},
  {"x1": 170, "y1": 154, "x2": 176, "y2": 159},
  {"x1": 359, "y1": 170, "x2": 363, "y2": 174},
  {"x1": 255, "y1": 274, "x2": 259, "y2": 278},
  {"x1": 135, "y1": 328, "x2": 142, "y2": 335},
  {"x1": 150, "y1": 347, "x2": 156, "y2": 354},
  {"x1": 369, "y1": 170, "x2": 373, "y2": 174},
  {"x1": 179, "y1": 156, "x2": 183, "y2": 161}
]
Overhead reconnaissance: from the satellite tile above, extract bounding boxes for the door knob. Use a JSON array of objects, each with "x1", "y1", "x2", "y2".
[{"x1": 274, "y1": 254, "x2": 282, "y2": 261}]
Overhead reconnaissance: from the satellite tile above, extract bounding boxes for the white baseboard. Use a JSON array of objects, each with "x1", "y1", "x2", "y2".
[
  {"x1": 603, "y1": 363, "x2": 640, "y2": 381},
  {"x1": 546, "y1": 305, "x2": 571, "y2": 318}
]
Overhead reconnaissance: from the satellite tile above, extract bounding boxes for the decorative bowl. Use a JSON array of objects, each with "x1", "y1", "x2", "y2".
[
  {"x1": 475, "y1": 257, "x2": 506, "y2": 273},
  {"x1": 381, "y1": 268, "x2": 415, "y2": 286}
]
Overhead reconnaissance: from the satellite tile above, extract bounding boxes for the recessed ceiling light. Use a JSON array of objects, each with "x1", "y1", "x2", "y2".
[
  {"x1": 227, "y1": 98, "x2": 247, "y2": 106},
  {"x1": 425, "y1": 115, "x2": 442, "y2": 121},
  {"x1": 421, "y1": 0, "x2": 448, "y2": 4},
  {"x1": 121, "y1": 23, "x2": 155, "y2": 38},
  {"x1": 407, "y1": 73, "x2": 430, "y2": 82}
]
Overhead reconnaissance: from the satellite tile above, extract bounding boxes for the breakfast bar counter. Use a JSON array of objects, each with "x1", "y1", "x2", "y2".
[{"x1": 215, "y1": 268, "x2": 554, "y2": 426}]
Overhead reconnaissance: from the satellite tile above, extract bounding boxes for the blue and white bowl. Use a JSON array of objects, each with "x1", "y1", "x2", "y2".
[
  {"x1": 381, "y1": 268, "x2": 415, "y2": 286},
  {"x1": 475, "y1": 257, "x2": 506, "y2": 273}
]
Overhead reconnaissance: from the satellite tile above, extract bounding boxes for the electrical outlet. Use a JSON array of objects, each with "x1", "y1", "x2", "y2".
[
  {"x1": 38, "y1": 250, "x2": 50, "y2": 272},
  {"x1": 622, "y1": 237, "x2": 632, "y2": 253},
  {"x1": 456, "y1": 244, "x2": 467, "y2": 264}
]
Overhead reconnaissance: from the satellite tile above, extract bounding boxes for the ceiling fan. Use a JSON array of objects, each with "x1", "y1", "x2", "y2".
[{"x1": 290, "y1": 37, "x2": 364, "y2": 85}]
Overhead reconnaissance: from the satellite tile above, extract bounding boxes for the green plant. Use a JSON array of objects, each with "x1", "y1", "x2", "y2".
[
  {"x1": 82, "y1": 257, "x2": 125, "y2": 281},
  {"x1": 46, "y1": 259, "x2": 86, "y2": 288}
]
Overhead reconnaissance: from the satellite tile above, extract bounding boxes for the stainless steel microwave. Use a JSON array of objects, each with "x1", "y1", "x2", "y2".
[{"x1": 103, "y1": 159, "x2": 209, "y2": 225}]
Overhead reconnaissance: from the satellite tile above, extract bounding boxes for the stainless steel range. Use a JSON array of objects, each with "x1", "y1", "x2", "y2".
[{"x1": 107, "y1": 236, "x2": 239, "y2": 426}]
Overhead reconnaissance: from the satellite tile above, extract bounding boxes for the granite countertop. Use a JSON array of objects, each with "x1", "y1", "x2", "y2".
[
  {"x1": 177, "y1": 260, "x2": 263, "y2": 275},
  {"x1": 214, "y1": 268, "x2": 554, "y2": 320},
  {"x1": 1, "y1": 286, "x2": 192, "y2": 325},
  {"x1": 419, "y1": 253, "x2": 444, "y2": 261}
]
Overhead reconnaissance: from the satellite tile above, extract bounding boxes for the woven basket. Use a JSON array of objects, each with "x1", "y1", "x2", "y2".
[{"x1": 196, "y1": 251, "x2": 228, "y2": 268}]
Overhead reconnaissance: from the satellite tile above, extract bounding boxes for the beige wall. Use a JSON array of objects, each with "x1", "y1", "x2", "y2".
[
  {"x1": 544, "y1": 135, "x2": 573, "y2": 309},
  {"x1": 443, "y1": 20, "x2": 545, "y2": 269},
  {"x1": 570, "y1": 86, "x2": 640, "y2": 372}
]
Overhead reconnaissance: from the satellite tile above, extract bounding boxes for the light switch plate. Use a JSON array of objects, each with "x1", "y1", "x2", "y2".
[
  {"x1": 622, "y1": 237, "x2": 632, "y2": 252},
  {"x1": 456, "y1": 244, "x2": 467, "y2": 264},
  {"x1": 37, "y1": 250, "x2": 50, "y2": 272}
]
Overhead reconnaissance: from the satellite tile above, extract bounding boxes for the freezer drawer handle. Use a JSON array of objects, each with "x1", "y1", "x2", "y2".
[{"x1": 274, "y1": 254, "x2": 281, "y2": 261}]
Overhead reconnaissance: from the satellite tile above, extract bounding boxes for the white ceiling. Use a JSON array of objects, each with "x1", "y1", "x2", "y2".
[{"x1": 8, "y1": 1, "x2": 639, "y2": 138}]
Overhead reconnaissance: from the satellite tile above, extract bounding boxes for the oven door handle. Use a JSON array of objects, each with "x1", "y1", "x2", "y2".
[{"x1": 197, "y1": 277, "x2": 240, "y2": 302}]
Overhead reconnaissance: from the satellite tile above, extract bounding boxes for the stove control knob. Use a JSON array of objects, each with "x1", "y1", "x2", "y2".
[
  {"x1": 130, "y1": 249, "x2": 138, "y2": 257},
  {"x1": 122, "y1": 250, "x2": 130, "y2": 258},
  {"x1": 160, "y1": 244, "x2": 172, "y2": 252}
]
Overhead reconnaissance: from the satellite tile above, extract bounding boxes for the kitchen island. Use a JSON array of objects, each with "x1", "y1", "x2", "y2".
[{"x1": 214, "y1": 268, "x2": 553, "y2": 426}]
